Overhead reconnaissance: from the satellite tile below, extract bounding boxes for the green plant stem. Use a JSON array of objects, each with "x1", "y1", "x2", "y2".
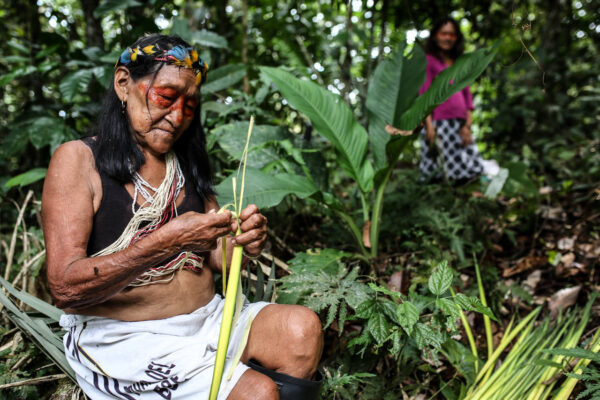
[
  {"x1": 369, "y1": 166, "x2": 393, "y2": 258},
  {"x1": 334, "y1": 209, "x2": 369, "y2": 258},
  {"x1": 474, "y1": 259, "x2": 494, "y2": 361},
  {"x1": 359, "y1": 191, "x2": 370, "y2": 223}
]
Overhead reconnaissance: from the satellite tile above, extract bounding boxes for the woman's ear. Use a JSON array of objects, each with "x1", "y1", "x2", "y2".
[{"x1": 114, "y1": 66, "x2": 131, "y2": 102}]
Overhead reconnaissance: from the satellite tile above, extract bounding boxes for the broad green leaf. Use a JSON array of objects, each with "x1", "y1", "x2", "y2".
[
  {"x1": 354, "y1": 299, "x2": 377, "y2": 319},
  {"x1": 215, "y1": 167, "x2": 317, "y2": 209},
  {"x1": 367, "y1": 283, "x2": 402, "y2": 299},
  {"x1": 484, "y1": 168, "x2": 509, "y2": 198},
  {"x1": 260, "y1": 66, "x2": 374, "y2": 193},
  {"x1": 288, "y1": 248, "x2": 351, "y2": 275},
  {"x1": 397, "y1": 301, "x2": 419, "y2": 335},
  {"x1": 191, "y1": 30, "x2": 228, "y2": 49},
  {"x1": 212, "y1": 122, "x2": 292, "y2": 169},
  {"x1": 367, "y1": 313, "x2": 389, "y2": 345},
  {"x1": 201, "y1": 64, "x2": 246, "y2": 94},
  {"x1": 390, "y1": 330, "x2": 403, "y2": 355},
  {"x1": 4, "y1": 168, "x2": 47, "y2": 188},
  {"x1": 91, "y1": 65, "x2": 114, "y2": 89},
  {"x1": 413, "y1": 322, "x2": 443, "y2": 350},
  {"x1": 399, "y1": 43, "x2": 500, "y2": 130},
  {"x1": 170, "y1": 17, "x2": 191, "y2": 42},
  {"x1": 0, "y1": 66, "x2": 37, "y2": 86},
  {"x1": 380, "y1": 300, "x2": 400, "y2": 325},
  {"x1": 94, "y1": 0, "x2": 142, "y2": 17},
  {"x1": 436, "y1": 298, "x2": 462, "y2": 322},
  {"x1": 367, "y1": 43, "x2": 426, "y2": 170},
  {"x1": 454, "y1": 293, "x2": 498, "y2": 321},
  {"x1": 428, "y1": 260, "x2": 453, "y2": 296},
  {"x1": 60, "y1": 69, "x2": 94, "y2": 102}
]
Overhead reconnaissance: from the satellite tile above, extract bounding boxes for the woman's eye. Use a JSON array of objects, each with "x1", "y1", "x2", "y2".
[{"x1": 160, "y1": 95, "x2": 174, "y2": 101}]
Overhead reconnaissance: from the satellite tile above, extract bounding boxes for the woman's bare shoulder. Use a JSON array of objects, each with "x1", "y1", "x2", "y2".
[
  {"x1": 44, "y1": 138, "x2": 101, "y2": 204},
  {"x1": 50, "y1": 139, "x2": 95, "y2": 168}
]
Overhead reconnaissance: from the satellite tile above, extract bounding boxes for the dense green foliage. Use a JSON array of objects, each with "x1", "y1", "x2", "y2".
[{"x1": 0, "y1": 0, "x2": 598, "y2": 398}]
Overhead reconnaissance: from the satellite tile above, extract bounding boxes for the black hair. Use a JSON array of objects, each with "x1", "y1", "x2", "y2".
[
  {"x1": 90, "y1": 34, "x2": 215, "y2": 202},
  {"x1": 424, "y1": 16, "x2": 465, "y2": 60}
]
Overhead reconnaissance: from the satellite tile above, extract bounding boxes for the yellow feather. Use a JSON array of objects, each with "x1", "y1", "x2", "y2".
[{"x1": 142, "y1": 45, "x2": 155, "y2": 54}]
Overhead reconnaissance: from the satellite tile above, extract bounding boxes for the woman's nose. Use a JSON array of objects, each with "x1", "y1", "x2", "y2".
[{"x1": 166, "y1": 98, "x2": 184, "y2": 127}]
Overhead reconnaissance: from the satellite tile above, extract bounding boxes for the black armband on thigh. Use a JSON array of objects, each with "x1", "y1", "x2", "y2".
[{"x1": 248, "y1": 359, "x2": 322, "y2": 400}]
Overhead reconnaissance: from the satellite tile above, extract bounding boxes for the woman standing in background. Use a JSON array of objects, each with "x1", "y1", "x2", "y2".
[{"x1": 419, "y1": 16, "x2": 484, "y2": 182}]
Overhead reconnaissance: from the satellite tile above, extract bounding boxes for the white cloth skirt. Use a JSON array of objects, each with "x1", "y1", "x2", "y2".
[{"x1": 59, "y1": 294, "x2": 269, "y2": 400}]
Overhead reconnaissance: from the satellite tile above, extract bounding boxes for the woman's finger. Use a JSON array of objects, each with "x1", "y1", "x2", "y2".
[{"x1": 239, "y1": 204, "x2": 259, "y2": 221}]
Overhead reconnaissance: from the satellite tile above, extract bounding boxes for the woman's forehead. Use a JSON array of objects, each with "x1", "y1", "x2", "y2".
[
  {"x1": 439, "y1": 23, "x2": 456, "y2": 32},
  {"x1": 146, "y1": 65, "x2": 200, "y2": 96}
]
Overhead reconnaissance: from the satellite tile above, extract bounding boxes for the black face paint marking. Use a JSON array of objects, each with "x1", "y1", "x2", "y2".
[{"x1": 94, "y1": 267, "x2": 99, "y2": 276}]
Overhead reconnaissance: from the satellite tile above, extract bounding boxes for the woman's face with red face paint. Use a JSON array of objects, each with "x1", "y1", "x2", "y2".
[{"x1": 124, "y1": 65, "x2": 199, "y2": 156}]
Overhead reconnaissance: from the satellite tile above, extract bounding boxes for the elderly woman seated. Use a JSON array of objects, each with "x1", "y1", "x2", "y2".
[{"x1": 42, "y1": 34, "x2": 323, "y2": 400}]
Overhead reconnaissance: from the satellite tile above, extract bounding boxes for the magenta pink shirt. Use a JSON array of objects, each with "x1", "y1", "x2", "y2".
[{"x1": 419, "y1": 54, "x2": 474, "y2": 121}]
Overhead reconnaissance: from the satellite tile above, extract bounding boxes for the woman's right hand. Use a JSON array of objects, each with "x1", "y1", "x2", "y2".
[
  {"x1": 425, "y1": 126, "x2": 436, "y2": 144},
  {"x1": 164, "y1": 210, "x2": 233, "y2": 253}
]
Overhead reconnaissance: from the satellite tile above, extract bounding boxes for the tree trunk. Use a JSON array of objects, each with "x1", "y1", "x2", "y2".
[
  {"x1": 80, "y1": 0, "x2": 105, "y2": 50},
  {"x1": 24, "y1": 0, "x2": 43, "y2": 102},
  {"x1": 340, "y1": 0, "x2": 353, "y2": 102},
  {"x1": 241, "y1": 0, "x2": 249, "y2": 94},
  {"x1": 377, "y1": 0, "x2": 389, "y2": 64}
]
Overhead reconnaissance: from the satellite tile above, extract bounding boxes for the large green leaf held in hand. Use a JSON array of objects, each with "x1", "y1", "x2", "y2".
[
  {"x1": 216, "y1": 167, "x2": 318, "y2": 209},
  {"x1": 259, "y1": 67, "x2": 374, "y2": 193},
  {"x1": 366, "y1": 43, "x2": 426, "y2": 171},
  {"x1": 399, "y1": 42, "x2": 500, "y2": 130}
]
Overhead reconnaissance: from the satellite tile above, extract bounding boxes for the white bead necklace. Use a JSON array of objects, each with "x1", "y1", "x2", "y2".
[{"x1": 131, "y1": 161, "x2": 185, "y2": 215}]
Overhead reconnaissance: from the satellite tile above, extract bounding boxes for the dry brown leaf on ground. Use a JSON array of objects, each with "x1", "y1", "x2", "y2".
[
  {"x1": 502, "y1": 255, "x2": 547, "y2": 277},
  {"x1": 557, "y1": 236, "x2": 576, "y2": 251},
  {"x1": 549, "y1": 285, "x2": 582, "y2": 317},
  {"x1": 524, "y1": 270, "x2": 542, "y2": 292}
]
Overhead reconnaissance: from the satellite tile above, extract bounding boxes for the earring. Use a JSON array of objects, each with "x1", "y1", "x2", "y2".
[{"x1": 121, "y1": 100, "x2": 126, "y2": 114}]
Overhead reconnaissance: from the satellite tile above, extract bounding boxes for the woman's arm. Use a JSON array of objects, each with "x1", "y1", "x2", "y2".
[
  {"x1": 424, "y1": 115, "x2": 436, "y2": 144},
  {"x1": 43, "y1": 141, "x2": 232, "y2": 309}
]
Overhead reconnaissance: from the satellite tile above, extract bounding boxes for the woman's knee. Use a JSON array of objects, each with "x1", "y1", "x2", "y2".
[
  {"x1": 285, "y1": 306, "x2": 323, "y2": 362},
  {"x1": 228, "y1": 369, "x2": 279, "y2": 400}
]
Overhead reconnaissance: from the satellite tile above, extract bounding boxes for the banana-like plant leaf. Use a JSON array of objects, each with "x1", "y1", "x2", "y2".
[
  {"x1": 399, "y1": 43, "x2": 500, "y2": 130},
  {"x1": 4, "y1": 168, "x2": 47, "y2": 189},
  {"x1": 366, "y1": 43, "x2": 426, "y2": 171},
  {"x1": 216, "y1": 167, "x2": 318, "y2": 209},
  {"x1": 60, "y1": 69, "x2": 94, "y2": 102},
  {"x1": 191, "y1": 30, "x2": 228, "y2": 49},
  {"x1": 212, "y1": 122, "x2": 292, "y2": 169},
  {"x1": 94, "y1": 0, "x2": 141, "y2": 18},
  {"x1": 201, "y1": 64, "x2": 247, "y2": 94},
  {"x1": 259, "y1": 67, "x2": 374, "y2": 193}
]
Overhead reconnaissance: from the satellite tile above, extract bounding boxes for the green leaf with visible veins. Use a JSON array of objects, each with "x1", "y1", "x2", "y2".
[
  {"x1": 428, "y1": 260, "x2": 453, "y2": 296},
  {"x1": 413, "y1": 323, "x2": 443, "y2": 350},
  {"x1": 397, "y1": 301, "x2": 419, "y2": 335},
  {"x1": 436, "y1": 298, "x2": 462, "y2": 321},
  {"x1": 454, "y1": 293, "x2": 498, "y2": 321},
  {"x1": 368, "y1": 313, "x2": 389, "y2": 345},
  {"x1": 259, "y1": 66, "x2": 374, "y2": 193}
]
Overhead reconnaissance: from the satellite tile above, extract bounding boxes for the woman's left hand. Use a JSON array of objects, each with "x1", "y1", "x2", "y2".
[
  {"x1": 231, "y1": 204, "x2": 268, "y2": 258},
  {"x1": 459, "y1": 125, "x2": 473, "y2": 146}
]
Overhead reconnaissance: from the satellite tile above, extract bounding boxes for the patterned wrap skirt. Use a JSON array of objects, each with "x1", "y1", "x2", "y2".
[
  {"x1": 419, "y1": 118, "x2": 484, "y2": 181},
  {"x1": 59, "y1": 294, "x2": 269, "y2": 400}
]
